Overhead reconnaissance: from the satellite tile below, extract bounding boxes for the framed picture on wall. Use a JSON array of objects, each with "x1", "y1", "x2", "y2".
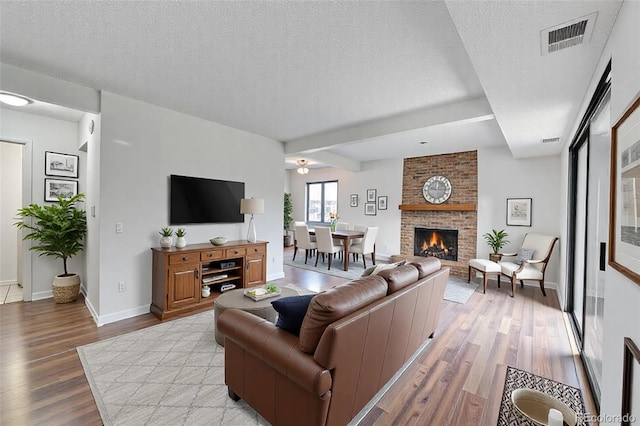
[
  {"x1": 378, "y1": 196, "x2": 388, "y2": 210},
  {"x1": 506, "y1": 198, "x2": 532, "y2": 226},
  {"x1": 44, "y1": 179, "x2": 78, "y2": 202},
  {"x1": 609, "y1": 96, "x2": 640, "y2": 285},
  {"x1": 45, "y1": 151, "x2": 79, "y2": 178},
  {"x1": 364, "y1": 202, "x2": 376, "y2": 216},
  {"x1": 366, "y1": 189, "x2": 377, "y2": 202},
  {"x1": 622, "y1": 337, "x2": 640, "y2": 425},
  {"x1": 350, "y1": 194, "x2": 358, "y2": 207}
]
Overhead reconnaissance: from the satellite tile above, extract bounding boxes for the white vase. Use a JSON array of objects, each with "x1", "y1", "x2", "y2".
[
  {"x1": 176, "y1": 236, "x2": 186, "y2": 248},
  {"x1": 201, "y1": 286, "x2": 211, "y2": 297},
  {"x1": 160, "y1": 236, "x2": 172, "y2": 248}
]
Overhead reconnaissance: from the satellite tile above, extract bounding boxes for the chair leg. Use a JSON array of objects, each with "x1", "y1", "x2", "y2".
[
  {"x1": 468, "y1": 265, "x2": 471, "y2": 283},
  {"x1": 362, "y1": 256, "x2": 367, "y2": 269},
  {"x1": 371, "y1": 253, "x2": 376, "y2": 265},
  {"x1": 539, "y1": 281, "x2": 547, "y2": 297},
  {"x1": 304, "y1": 250, "x2": 308, "y2": 264},
  {"x1": 483, "y1": 273, "x2": 488, "y2": 294},
  {"x1": 328, "y1": 254, "x2": 332, "y2": 270},
  {"x1": 511, "y1": 276, "x2": 516, "y2": 298},
  {"x1": 520, "y1": 280, "x2": 525, "y2": 288},
  {"x1": 497, "y1": 274, "x2": 501, "y2": 288},
  {"x1": 292, "y1": 246, "x2": 298, "y2": 261},
  {"x1": 315, "y1": 252, "x2": 320, "y2": 267}
]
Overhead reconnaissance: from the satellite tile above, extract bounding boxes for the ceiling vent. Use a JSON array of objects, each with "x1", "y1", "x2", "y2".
[
  {"x1": 541, "y1": 137, "x2": 561, "y2": 144},
  {"x1": 541, "y1": 12, "x2": 597, "y2": 55}
]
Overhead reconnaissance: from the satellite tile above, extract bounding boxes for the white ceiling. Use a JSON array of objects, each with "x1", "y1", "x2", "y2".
[{"x1": 0, "y1": 1, "x2": 622, "y2": 170}]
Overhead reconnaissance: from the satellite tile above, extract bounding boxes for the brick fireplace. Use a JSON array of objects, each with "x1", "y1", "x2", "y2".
[{"x1": 400, "y1": 151, "x2": 477, "y2": 278}]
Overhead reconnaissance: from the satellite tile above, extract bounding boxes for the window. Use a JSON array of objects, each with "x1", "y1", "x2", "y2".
[{"x1": 306, "y1": 181, "x2": 338, "y2": 224}]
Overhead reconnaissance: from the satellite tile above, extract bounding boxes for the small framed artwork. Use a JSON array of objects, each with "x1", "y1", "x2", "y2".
[
  {"x1": 506, "y1": 198, "x2": 532, "y2": 226},
  {"x1": 350, "y1": 194, "x2": 358, "y2": 207},
  {"x1": 622, "y1": 337, "x2": 639, "y2": 425},
  {"x1": 609, "y1": 96, "x2": 640, "y2": 285},
  {"x1": 44, "y1": 178, "x2": 78, "y2": 202},
  {"x1": 45, "y1": 151, "x2": 79, "y2": 178},
  {"x1": 378, "y1": 196, "x2": 388, "y2": 210},
  {"x1": 364, "y1": 202, "x2": 376, "y2": 216},
  {"x1": 366, "y1": 189, "x2": 377, "y2": 202}
]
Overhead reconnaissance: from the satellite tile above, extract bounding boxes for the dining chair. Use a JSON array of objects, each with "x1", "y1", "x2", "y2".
[
  {"x1": 350, "y1": 227, "x2": 378, "y2": 268},
  {"x1": 293, "y1": 224, "x2": 317, "y2": 264},
  {"x1": 351, "y1": 224, "x2": 367, "y2": 261},
  {"x1": 314, "y1": 226, "x2": 344, "y2": 270}
]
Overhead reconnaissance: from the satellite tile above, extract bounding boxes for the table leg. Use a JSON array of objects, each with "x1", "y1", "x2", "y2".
[{"x1": 343, "y1": 236, "x2": 350, "y2": 271}]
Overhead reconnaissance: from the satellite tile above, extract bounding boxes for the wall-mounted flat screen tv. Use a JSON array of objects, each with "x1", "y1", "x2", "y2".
[{"x1": 170, "y1": 175, "x2": 245, "y2": 224}]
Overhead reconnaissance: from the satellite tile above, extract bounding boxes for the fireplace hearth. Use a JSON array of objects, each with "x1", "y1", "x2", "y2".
[{"x1": 414, "y1": 227, "x2": 458, "y2": 261}]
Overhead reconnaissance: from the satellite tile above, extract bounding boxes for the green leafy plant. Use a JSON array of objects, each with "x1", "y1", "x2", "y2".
[
  {"x1": 159, "y1": 227, "x2": 174, "y2": 237},
  {"x1": 483, "y1": 229, "x2": 509, "y2": 253},
  {"x1": 283, "y1": 193, "x2": 293, "y2": 232},
  {"x1": 14, "y1": 194, "x2": 87, "y2": 276},
  {"x1": 266, "y1": 284, "x2": 278, "y2": 293},
  {"x1": 176, "y1": 228, "x2": 186, "y2": 237}
]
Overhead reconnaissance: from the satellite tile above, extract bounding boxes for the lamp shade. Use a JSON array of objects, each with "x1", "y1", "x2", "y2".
[{"x1": 240, "y1": 198, "x2": 264, "y2": 215}]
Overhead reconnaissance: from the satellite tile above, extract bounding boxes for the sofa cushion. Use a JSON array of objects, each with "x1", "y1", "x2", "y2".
[
  {"x1": 299, "y1": 275, "x2": 388, "y2": 354},
  {"x1": 272, "y1": 294, "x2": 315, "y2": 336},
  {"x1": 377, "y1": 264, "x2": 420, "y2": 294},
  {"x1": 409, "y1": 257, "x2": 441, "y2": 279}
]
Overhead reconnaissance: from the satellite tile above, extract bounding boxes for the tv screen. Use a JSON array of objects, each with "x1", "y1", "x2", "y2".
[{"x1": 170, "y1": 175, "x2": 245, "y2": 224}]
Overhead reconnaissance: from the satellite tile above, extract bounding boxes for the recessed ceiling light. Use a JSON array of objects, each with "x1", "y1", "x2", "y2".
[{"x1": 0, "y1": 92, "x2": 32, "y2": 107}]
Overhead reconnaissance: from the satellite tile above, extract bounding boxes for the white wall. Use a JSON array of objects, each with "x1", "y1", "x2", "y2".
[
  {"x1": 0, "y1": 142, "x2": 22, "y2": 284},
  {"x1": 95, "y1": 91, "x2": 285, "y2": 324},
  {"x1": 478, "y1": 146, "x2": 562, "y2": 286},
  {"x1": 564, "y1": 1, "x2": 640, "y2": 420},
  {"x1": 288, "y1": 159, "x2": 404, "y2": 258},
  {"x1": 0, "y1": 108, "x2": 86, "y2": 299}
]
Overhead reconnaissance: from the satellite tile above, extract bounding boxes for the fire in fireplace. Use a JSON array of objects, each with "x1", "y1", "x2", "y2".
[{"x1": 414, "y1": 227, "x2": 458, "y2": 261}]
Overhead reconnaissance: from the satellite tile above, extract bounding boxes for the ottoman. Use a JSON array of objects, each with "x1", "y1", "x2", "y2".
[
  {"x1": 213, "y1": 287, "x2": 298, "y2": 345},
  {"x1": 468, "y1": 259, "x2": 503, "y2": 295}
]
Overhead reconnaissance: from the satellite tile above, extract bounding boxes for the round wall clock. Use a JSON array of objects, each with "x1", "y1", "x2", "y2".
[{"x1": 422, "y1": 175, "x2": 452, "y2": 204}]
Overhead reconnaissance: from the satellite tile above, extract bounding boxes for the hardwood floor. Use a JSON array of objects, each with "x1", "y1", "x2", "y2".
[{"x1": 0, "y1": 255, "x2": 597, "y2": 425}]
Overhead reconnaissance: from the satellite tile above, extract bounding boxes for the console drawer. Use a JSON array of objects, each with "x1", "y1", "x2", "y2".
[
  {"x1": 169, "y1": 253, "x2": 199, "y2": 265},
  {"x1": 200, "y1": 250, "x2": 223, "y2": 261},
  {"x1": 225, "y1": 247, "x2": 246, "y2": 257},
  {"x1": 247, "y1": 245, "x2": 266, "y2": 255}
]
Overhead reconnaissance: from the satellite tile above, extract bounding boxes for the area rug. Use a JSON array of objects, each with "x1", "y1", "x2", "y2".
[
  {"x1": 444, "y1": 277, "x2": 479, "y2": 304},
  {"x1": 77, "y1": 284, "x2": 311, "y2": 426},
  {"x1": 497, "y1": 366, "x2": 587, "y2": 426}
]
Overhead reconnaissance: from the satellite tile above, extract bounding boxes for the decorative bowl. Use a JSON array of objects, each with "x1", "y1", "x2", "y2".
[
  {"x1": 511, "y1": 388, "x2": 577, "y2": 426},
  {"x1": 210, "y1": 237, "x2": 228, "y2": 246}
]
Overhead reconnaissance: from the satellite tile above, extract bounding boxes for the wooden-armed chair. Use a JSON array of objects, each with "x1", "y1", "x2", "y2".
[
  {"x1": 293, "y1": 224, "x2": 317, "y2": 264},
  {"x1": 350, "y1": 227, "x2": 378, "y2": 269},
  {"x1": 498, "y1": 233, "x2": 558, "y2": 297},
  {"x1": 314, "y1": 226, "x2": 344, "y2": 270}
]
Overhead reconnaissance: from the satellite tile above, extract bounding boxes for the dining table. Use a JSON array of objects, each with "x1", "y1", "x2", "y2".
[{"x1": 308, "y1": 229, "x2": 368, "y2": 272}]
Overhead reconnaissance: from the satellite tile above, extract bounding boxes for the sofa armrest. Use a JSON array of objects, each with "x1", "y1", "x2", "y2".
[{"x1": 218, "y1": 309, "x2": 332, "y2": 397}]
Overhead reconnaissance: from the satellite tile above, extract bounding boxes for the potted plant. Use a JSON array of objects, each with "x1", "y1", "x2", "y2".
[
  {"x1": 14, "y1": 193, "x2": 87, "y2": 303},
  {"x1": 159, "y1": 226, "x2": 173, "y2": 248},
  {"x1": 283, "y1": 193, "x2": 294, "y2": 247},
  {"x1": 175, "y1": 228, "x2": 187, "y2": 248},
  {"x1": 483, "y1": 229, "x2": 509, "y2": 262}
]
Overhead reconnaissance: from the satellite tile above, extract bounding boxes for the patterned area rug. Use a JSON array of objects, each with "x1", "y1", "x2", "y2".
[
  {"x1": 498, "y1": 366, "x2": 587, "y2": 426},
  {"x1": 77, "y1": 284, "x2": 311, "y2": 426}
]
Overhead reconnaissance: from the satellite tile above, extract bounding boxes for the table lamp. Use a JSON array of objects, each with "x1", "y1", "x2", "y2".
[{"x1": 240, "y1": 198, "x2": 264, "y2": 242}]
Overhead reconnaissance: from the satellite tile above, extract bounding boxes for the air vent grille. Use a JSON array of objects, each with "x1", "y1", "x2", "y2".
[
  {"x1": 541, "y1": 137, "x2": 561, "y2": 144},
  {"x1": 541, "y1": 12, "x2": 597, "y2": 55}
]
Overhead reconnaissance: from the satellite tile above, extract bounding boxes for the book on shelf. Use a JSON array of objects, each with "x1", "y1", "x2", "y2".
[{"x1": 202, "y1": 274, "x2": 228, "y2": 284}]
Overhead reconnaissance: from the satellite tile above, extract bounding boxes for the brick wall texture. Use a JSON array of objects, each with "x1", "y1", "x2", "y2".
[{"x1": 401, "y1": 151, "x2": 478, "y2": 277}]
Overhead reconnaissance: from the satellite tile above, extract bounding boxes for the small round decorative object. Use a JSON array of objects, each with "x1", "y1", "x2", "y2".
[
  {"x1": 210, "y1": 237, "x2": 228, "y2": 246},
  {"x1": 422, "y1": 175, "x2": 452, "y2": 204},
  {"x1": 88, "y1": 119, "x2": 95, "y2": 134}
]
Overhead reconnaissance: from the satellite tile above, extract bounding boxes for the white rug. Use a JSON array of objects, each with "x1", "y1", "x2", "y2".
[{"x1": 444, "y1": 277, "x2": 479, "y2": 304}]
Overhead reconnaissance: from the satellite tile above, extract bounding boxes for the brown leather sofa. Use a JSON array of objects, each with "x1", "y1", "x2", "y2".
[{"x1": 217, "y1": 257, "x2": 449, "y2": 426}]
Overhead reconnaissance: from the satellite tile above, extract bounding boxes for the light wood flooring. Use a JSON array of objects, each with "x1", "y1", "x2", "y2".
[{"x1": 0, "y1": 255, "x2": 597, "y2": 425}]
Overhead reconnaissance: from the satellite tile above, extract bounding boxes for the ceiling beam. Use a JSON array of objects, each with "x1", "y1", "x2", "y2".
[
  {"x1": 300, "y1": 151, "x2": 362, "y2": 172},
  {"x1": 283, "y1": 97, "x2": 494, "y2": 155}
]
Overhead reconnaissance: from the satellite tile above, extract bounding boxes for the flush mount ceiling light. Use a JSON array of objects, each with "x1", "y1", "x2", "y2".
[
  {"x1": 0, "y1": 92, "x2": 32, "y2": 107},
  {"x1": 296, "y1": 159, "x2": 309, "y2": 175}
]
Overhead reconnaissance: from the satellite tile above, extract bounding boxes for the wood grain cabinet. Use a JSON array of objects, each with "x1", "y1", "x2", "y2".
[{"x1": 151, "y1": 240, "x2": 267, "y2": 320}]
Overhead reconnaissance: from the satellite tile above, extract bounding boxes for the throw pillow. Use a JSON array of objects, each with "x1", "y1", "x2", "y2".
[
  {"x1": 516, "y1": 248, "x2": 535, "y2": 263},
  {"x1": 363, "y1": 260, "x2": 406, "y2": 277},
  {"x1": 271, "y1": 294, "x2": 315, "y2": 336}
]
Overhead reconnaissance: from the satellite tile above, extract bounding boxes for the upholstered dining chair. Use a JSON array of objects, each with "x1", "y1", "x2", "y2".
[
  {"x1": 314, "y1": 226, "x2": 344, "y2": 270},
  {"x1": 350, "y1": 226, "x2": 378, "y2": 269},
  {"x1": 293, "y1": 224, "x2": 317, "y2": 264},
  {"x1": 498, "y1": 233, "x2": 558, "y2": 297}
]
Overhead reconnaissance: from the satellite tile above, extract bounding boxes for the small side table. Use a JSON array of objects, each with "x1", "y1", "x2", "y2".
[
  {"x1": 468, "y1": 259, "x2": 504, "y2": 295},
  {"x1": 213, "y1": 287, "x2": 298, "y2": 345}
]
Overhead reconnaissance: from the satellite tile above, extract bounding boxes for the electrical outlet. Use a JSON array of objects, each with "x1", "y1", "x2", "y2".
[
  {"x1": 118, "y1": 281, "x2": 125, "y2": 292},
  {"x1": 116, "y1": 223, "x2": 123, "y2": 233}
]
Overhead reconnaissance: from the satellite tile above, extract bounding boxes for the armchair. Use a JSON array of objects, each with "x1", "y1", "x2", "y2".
[{"x1": 498, "y1": 233, "x2": 558, "y2": 297}]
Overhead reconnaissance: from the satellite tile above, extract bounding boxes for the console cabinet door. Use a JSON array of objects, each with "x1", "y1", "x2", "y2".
[
  {"x1": 245, "y1": 254, "x2": 265, "y2": 287},
  {"x1": 168, "y1": 264, "x2": 200, "y2": 309}
]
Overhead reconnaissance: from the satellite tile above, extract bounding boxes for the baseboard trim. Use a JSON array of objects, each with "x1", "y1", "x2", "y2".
[
  {"x1": 471, "y1": 272, "x2": 558, "y2": 290},
  {"x1": 32, "y1": 290, "x2": 53, "y2": 300},
  {"x1": 94, "y1": 305, "x2": 151, "y2": 327},
  {"x1": 268, "y1": 272, "x2": 285, "y2": 281}
]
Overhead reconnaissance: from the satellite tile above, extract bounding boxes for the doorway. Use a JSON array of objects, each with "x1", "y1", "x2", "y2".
[{"x1": 0, "y1": 139, "x2": 32, "y2": 302}]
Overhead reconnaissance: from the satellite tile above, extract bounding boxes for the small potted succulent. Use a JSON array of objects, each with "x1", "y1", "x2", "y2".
[
  {"x1": 483, "y1": 229, "x2": 509, "y2": 262},
  {"x1": 159, "y1": 226, "x2": 174, "y2": 248},
  {"x1": 175, "y1": 228, "x2": 187, "y2": 248}
]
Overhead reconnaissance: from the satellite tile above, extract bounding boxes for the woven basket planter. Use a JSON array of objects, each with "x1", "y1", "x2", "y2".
[{"x1": 52, "y1": 274, "x2": 81, "y2": 303}]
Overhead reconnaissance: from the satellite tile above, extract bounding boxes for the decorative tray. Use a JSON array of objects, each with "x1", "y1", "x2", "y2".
[{"x1": 244, "y1": 287, "x2": 281, "y2": 301}]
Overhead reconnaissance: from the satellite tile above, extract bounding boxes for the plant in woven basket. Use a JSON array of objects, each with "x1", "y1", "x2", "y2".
[
  {"x1": 483, "y1": 229, "x2": 509, "y2": 262},
  {"x1": 14, "y1": 193, "x2": 87, "y2": 303}
]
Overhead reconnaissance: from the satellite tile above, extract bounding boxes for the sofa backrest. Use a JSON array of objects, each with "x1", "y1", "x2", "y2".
[{"x1": 298, "y1": 275, "x2": 388, "y2": 354}]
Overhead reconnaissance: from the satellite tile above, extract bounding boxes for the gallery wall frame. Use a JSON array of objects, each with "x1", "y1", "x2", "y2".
[
  {"x1": 44, "y1": 178, "x2": 78, "y2": 202},
  {"x1": 609, "y1": 96, "x2": 640, "y2": 285},
  {"x1": 350, "y1": 194, "x2": 358, "y2": 207},
  {"x1": 622, "y1": 337, "x2": 639, "y2": 426},
  {"x1": 506, "y1": 198, "x2": 532, "y2": 227},
  {"x1": 378, "y1": 196, "x2": 388, "y2": 210},
  {"x1": 366, "y1": 189, "x2": 377, "y2": 202},
  {"x1": 45, "y1": 151, "x2": 79, "y2": 178},
  {"x1": 364, "y1": 202, "x2": 376, "y2": 216}
]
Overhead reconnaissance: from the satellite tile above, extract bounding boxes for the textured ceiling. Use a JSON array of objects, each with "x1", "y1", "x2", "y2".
[{"x1": 0, "y1": 1, "x2": 623, "y2": 169}]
